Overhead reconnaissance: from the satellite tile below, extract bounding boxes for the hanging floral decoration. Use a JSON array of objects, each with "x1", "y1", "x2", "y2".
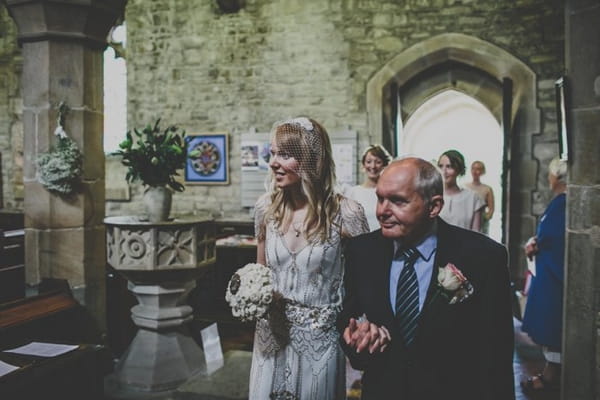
[{"x1": 36, "y1": 102, "x2": 83, "y2": 195}]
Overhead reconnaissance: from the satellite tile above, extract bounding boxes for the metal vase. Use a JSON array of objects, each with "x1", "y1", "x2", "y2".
[{"x1": 143, "y1": 186, "x2": 172, "y2": 222}]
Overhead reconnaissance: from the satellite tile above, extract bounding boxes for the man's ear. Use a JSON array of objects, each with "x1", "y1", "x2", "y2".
[{"x1": 428, "y1": 195, "x2": 444, "y2": 218}]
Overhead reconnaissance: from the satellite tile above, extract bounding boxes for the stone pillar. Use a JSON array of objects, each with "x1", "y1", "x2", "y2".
[
  {"x1": 563, "y1": 1, "x2": 600, "y2": 399},
  {"x1": 4, "y1": 0, "x2": 127, "y2": 329}
]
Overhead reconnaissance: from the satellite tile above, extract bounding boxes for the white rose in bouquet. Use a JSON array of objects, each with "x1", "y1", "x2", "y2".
[{"x1": 225, "y1": 263, "x2": 273, "y2": 322}]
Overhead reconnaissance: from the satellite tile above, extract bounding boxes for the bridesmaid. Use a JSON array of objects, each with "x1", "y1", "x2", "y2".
[
  {"x1": 465, "y1": 160, "x2": 495, "y2": 235},
  {"x1": 437, "y1": 149, "x2": 485, "y2": 232},
  {"x1": 345, "y1": 144, "x2": 392, "y2": 231}
]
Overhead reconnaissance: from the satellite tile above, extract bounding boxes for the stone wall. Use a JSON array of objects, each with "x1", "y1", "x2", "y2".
[
  {"x1": 563, "y1": 1, "x2": 600, "y2": 398},
  {"x1": 120, "y1": 0, "x2": 564, "y2": 220},
  {"x1": 0, "y1": 7, "x2": 22, "y2": 210},
  {"x1": 0, "y1": 1, "x2": 564, "y2": 225}
]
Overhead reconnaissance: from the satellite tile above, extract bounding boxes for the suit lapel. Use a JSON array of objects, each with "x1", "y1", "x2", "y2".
[
  {"x1": 378, "y1": 234, "x2": 395, "y2": 321},
  {"x1": 423, "y1": 220, "x2": 451, "y2": 310},
  {"x1": 413, "y1": 219, "x2": 453, "y2": 344}
]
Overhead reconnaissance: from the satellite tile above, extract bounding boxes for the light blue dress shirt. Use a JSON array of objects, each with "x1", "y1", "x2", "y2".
[{"x1": 389, "y1": 233, "x2": 438, "y2": 313}]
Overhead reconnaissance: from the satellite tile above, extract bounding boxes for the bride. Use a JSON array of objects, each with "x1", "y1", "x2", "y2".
[{"x1": 251, "y1": 117, "x2": 368, "y2": 399}]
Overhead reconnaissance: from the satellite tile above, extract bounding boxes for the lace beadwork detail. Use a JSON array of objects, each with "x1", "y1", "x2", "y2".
[
  {"x1": 339, "y1": 197, "x2": 369, "y2": 237},
  {"x1": 254, "y1": 298, "x2": 340, "y2": 358},
  {"x1": 254, "y1": 193, "x2": 270, "y2": 242},
  {"x1": 285, "y1": 299, "x2": 340, "y2": 331},
  {"x1": 270, "y1": 390, "x2": 300, "y2": 400},
  {"x1": 281, "y1": 117, "x2": 314, "y2": 133},
  {"x1": 249, "y1": 196, "x2": 368, "y2": 400}
]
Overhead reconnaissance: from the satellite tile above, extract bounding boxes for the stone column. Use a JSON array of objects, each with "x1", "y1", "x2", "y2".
[
  {"x1": 4, "y1": 0, "x2": 127, "y2": 329},
  {"x1": 563, "y1": 1, "x2": 600, "y2": 399}
]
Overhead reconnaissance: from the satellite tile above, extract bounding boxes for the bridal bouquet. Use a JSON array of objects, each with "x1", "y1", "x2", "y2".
[{"x1": 225, "y1": 263, "x2": 274, "y2": 322}]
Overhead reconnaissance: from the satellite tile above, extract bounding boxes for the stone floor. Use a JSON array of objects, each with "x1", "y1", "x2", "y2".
[{"x1": 105, "y1": 318, "x2": 559, "y2": 400}]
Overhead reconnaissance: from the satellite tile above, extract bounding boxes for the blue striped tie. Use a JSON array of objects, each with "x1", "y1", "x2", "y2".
[{"x1": 395, "y1": 247, "x2": 421, "y2": 346}]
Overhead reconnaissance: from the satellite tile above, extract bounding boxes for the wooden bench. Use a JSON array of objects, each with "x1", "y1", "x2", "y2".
[
  {"x1": 0, "y1": 210, "x2": 25, "y2": 303},
  {"x1": 0, "y1": 284, "x2": 111, "y2": 399},
  {"x1": 0, "y1": 283, "x2": 103, "y2": 348},
  {"x1": 0, "y1": 227, "x2": 25, "y2": 303},
  {"x1": 0, "y1": 343, "x2": 109, "y2": 400},
  {"x1": 0, "y1": 209, "x2": 23, "y2": 230}
]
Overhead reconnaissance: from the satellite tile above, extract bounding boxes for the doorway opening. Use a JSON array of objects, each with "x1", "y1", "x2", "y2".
[
  {"x1": 399, "y1": 90, "x2": 503, "y2": 242},
  {"x1": 103, "y1": 23, "x2": 127, "y2": 153}
]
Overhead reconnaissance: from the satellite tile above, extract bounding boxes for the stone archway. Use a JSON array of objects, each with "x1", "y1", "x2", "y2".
[{"x1": 366, "y1": 33, "x2": 541, "y2": 278}]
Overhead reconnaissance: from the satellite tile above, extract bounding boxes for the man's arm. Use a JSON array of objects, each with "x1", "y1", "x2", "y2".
[
  {"x1": 337, "y1": 239, "x2": 389, "y2": 369},
  {"x1": 480, "y1": 244, "x2": 515, "y2": 400},
  {"x1": 336, "y1": 240, "x2": 366, "y2": 368},
  {"x1": 342, "y1": 317, "x2": 390, "y2": 353}
]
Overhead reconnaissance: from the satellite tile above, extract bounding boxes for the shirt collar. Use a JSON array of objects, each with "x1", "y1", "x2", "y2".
[{"x1": 393, "y1": 220, "x2": 438, "y2": 261}]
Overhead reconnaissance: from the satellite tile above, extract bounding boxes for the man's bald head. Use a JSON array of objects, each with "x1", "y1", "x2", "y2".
[
  {"x1": 375, "y1": 157, "x2": 444, "y2": 242},
  {"x1": 380, "y1": 157, "x2": 443, "y2": 206}
]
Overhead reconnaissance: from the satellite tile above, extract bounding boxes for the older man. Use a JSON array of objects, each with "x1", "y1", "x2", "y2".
[{"x1": 337, "y1": 157, "x2": 515, "y2": 400}]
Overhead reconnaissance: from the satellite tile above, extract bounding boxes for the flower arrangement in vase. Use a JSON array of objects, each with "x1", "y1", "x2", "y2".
[{"x1": 114, "y1": 118, "x2": 187, "y2": 221}]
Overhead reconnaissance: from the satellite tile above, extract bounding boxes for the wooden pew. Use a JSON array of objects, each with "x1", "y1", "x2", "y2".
[
  {"x1": 0, "y1": 282, "x2": 104, "y2": 350},
  {"x1": 0, "y1": 210, "x2": 25, "y2": 303},
  {"x1": 0, "y1": 283, "x2": 111, "y2": 399},
  {"x1": 0, "y1": 209, "x2": 23, "y2": 230},
  {"x1": 0, "y1": 227, "x2": 25, "y2": 303}
]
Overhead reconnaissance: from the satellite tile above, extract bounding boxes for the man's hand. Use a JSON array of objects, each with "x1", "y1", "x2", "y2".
[
  {"x1": 525, "y1": 236, "x2": 538, "y2": 260},
  {"x1": 343, "y1": 316, "x2": 391, "y2": 354}
]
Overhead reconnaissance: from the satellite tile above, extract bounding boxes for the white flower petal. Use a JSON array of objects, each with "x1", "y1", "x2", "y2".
[{"x1": 54, "y1": 125, "x2": 68, "y2": 138}]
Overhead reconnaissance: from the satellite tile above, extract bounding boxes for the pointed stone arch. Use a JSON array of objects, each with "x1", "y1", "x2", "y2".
[
  {"x1": 367, "y1": 33, "x2": 539, "y2": 142},
  {"x1": 366, "y1": 33, "x2": 540, "y2": 275}
]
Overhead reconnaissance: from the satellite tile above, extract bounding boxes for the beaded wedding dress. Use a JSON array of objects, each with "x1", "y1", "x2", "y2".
[{"x1": 249, "y1": 194, "x2": 368, "y2": 400}]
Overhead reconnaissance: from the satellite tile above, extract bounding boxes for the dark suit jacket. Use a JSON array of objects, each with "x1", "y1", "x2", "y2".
[{"x1": 337, "y1": 218, "x2": 515, "y2": 400}]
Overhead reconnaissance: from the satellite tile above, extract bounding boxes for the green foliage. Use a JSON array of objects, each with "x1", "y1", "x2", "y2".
[
  {"x1": 37, "y1": 136, "x2": 83, "y2": 195},
  {"x1": 113, "y1": 119, "x2": 187, "y2": 192}
]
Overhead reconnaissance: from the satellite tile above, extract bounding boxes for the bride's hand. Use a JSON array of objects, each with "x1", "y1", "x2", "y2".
[
  {"x1": 364, "y1": 324, "x2": 391, "y2": 353},
  {"x1": 376, "y1": 325, "x2": 391, "y2": 352},
  {"x1": 344, "y1": 316, "x2": 390, "y2": 354}
]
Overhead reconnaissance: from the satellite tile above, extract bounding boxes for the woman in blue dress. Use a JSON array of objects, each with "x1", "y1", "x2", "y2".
[{"x1": 521, "y1": 157, "x2": 567, "y2": 393}]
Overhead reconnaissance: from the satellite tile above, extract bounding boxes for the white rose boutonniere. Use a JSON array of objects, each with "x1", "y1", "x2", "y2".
[
  {"x1": 436, "y1": 263, "x2": 474, "y2": 304},
  {"x1": 225, "y1": 263, "x2": 273, "y2": 322}
]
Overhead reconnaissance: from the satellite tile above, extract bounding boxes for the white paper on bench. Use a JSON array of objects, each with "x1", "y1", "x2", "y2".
[
  {"x1": 0, "y1": 360, "x2": 19, "y2": 377},
  {"x1": 4, "y1": 342, "x2": 78, "y2": 357}
]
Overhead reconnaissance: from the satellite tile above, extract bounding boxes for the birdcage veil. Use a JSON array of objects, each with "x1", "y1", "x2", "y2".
[
  {"x1": 263, "y1": 117, "x2": 341, "y2": 242},
  {"x1": 269, "y1": 117, "x2": 325, "y2": 182}
]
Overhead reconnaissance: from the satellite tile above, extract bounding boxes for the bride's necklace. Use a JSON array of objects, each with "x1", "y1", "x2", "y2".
[
  {"x1": 287, "y1": 205, "x2": 307, "y2": 238},
  {"x1": 291, "y1": 221, "x2": 303, "y2": 237}
]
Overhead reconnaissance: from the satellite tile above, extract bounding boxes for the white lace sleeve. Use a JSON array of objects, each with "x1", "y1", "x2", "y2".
[
  {"x1": 340, "y1": 197, "x2": 369, "y2": 238},
  {"x1": 254, "y1": 193, "x2": 270, "y2": 241}
]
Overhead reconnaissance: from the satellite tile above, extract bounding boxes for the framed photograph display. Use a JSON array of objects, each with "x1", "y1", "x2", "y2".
[
  {"x1": 185, "y1": 133, "x2": 229, "y2": 184},
  {"x1": 555, "y1": 77, "x2": 569, "y2": 161},
  {"x1": 241, "y1": 140, "x2": 271, "y2": 171}
]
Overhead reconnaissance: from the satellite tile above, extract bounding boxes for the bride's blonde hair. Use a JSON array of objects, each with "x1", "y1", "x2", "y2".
[{"x1": 265, "y1": 117, "x2": 341, "y2": 242}]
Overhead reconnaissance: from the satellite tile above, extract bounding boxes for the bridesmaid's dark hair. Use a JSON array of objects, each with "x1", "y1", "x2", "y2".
[{"x1": 439, "y1": 149, "x2": 466, "y2": 176}]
